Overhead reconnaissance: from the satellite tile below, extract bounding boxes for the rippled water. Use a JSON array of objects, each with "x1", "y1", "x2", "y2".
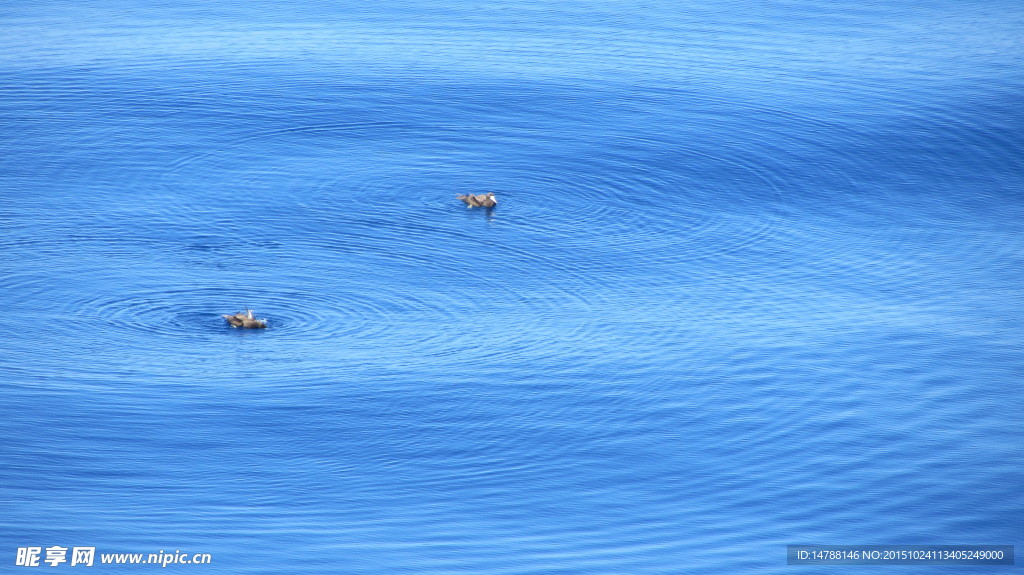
[{"x1": 2, "y1": 1, "x2": 1022, "y2": 572}]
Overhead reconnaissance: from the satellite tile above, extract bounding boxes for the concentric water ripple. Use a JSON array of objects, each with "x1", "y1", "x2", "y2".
[
  {"x1": 131, "y1": 91, "x2": 1022, "y2": 381},
  {"x1": 151, "y1": 110, "x2": 798, "y2": 269}
]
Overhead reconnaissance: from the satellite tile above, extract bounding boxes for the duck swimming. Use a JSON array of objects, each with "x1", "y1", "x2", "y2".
[
  {"x1": 222, "y1": 308, "x2": 267, "y2": 329},
  {"x1": 456, "y1": 192, "x2": 497, "y2": 208}
]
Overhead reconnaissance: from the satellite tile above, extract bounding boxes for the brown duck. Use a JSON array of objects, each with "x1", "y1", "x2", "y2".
[
  {"x1": 456, "y1": 192, "x2": 498, "y2": 208},
  {"x1": 222, "y1": 308, "x2": 267, "y2": 329}
]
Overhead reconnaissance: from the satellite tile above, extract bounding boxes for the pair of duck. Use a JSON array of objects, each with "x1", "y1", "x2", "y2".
[
  {"x1": 224, "y1": 194, "x2": 499, "y2": 328},
  {"x1": 456, "y1": 192, "x2": 497, "y2": 208},
  {"x1": 222, "y1": 308, "x2": 267, "y2": 329}
]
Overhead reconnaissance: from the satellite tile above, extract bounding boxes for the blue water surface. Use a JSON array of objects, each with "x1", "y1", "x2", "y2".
[{"x1": 2, "y1": 0, "x2": 1022, "y2": 573}]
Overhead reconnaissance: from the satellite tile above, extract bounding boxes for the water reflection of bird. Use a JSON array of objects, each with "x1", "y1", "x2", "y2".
[
  {"x1": 456, "y1": 192, "x2": 497, "y2": 208},
  {"x1": 221, "y1": 308, "x2": 267, "y2": 329}
]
